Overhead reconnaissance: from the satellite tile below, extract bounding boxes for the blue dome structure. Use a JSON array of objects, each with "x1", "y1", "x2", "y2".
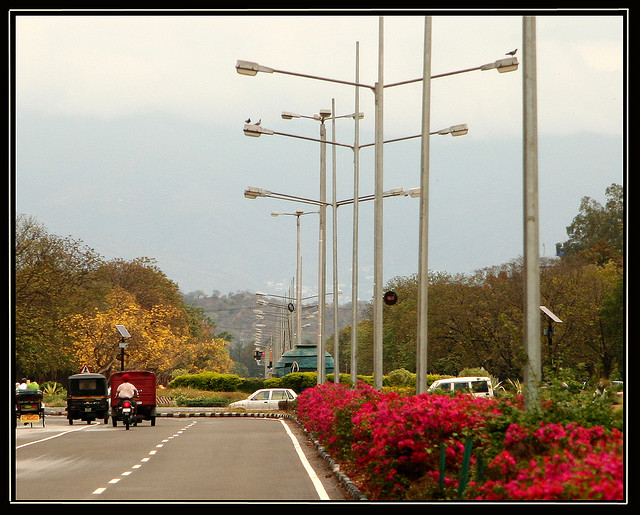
[{"x1": 273, "y1": 343, "x2": 334, "y2": 378}]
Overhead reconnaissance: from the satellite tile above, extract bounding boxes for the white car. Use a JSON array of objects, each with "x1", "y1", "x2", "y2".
[
  {"x1": 228, "y1": 388, "x2": 298, "y2": 411},
  {"x1": 427, "y1": 376, "x2": 494, "y2": 397}
]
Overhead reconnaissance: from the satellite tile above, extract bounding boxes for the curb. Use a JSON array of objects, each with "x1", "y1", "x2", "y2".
[{"x1": 156, "y1": 411, "x2": 282, "y2": 418}]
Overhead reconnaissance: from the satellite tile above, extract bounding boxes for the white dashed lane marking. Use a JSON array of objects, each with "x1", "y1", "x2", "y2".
[{"x1": 92, "y1": 421, "x2": 197, "y2": 495}]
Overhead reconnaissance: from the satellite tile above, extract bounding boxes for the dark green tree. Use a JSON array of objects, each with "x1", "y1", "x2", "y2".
[{"x1": 561, "y1": 183, "x2": 623, "y2": 266}]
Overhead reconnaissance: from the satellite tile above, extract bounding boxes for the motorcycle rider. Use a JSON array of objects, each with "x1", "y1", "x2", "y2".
[{"x1": 116, "y1": 374, "x2": 138, "y2": 401}]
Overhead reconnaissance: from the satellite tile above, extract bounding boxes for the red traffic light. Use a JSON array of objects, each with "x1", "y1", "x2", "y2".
[{"x1": 383, "y1": 291, "x2": 398, "y2": 305}]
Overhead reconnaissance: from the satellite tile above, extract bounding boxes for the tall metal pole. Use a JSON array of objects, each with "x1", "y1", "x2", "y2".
[
  {"x1": 296, "y1": 212, "x2": 303, "y2": 347},
  {"x1": 317, "y1": 120, "x2": 327, "y2": 385},
  {"x1": 351, "y1": 42, "x2": 361, "y2": 386},
  {"x1": 331, "y1": 98, "x2": 340, "y2": 383},
  {"x1": 416, "y1": 16, "x2": 432, "y2": 395},
  {"x1": 373, "y1": 16, "x2": 384, "y2": 389},
  {"x1": 523, "y1": 16, "x2": 541, "y2": 412}
]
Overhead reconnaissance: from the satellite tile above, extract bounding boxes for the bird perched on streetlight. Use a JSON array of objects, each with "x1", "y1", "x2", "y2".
[
  {"x1": 505, "y1": 49, "x2": 517, "y2": 56},
  {"x1": 255, "y1": 119, "x2": 261, "y2": 125},
  {"x1": 245, "y1": 118, "x2": 251, "y2": 123}
]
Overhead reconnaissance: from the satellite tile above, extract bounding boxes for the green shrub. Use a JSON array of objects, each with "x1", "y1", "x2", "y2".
[
  {"x1": 280, "y1": 372, "x2": 318, "y2": 392},
  {"x1": 325, "y1": 373, "x2": 354, "y2": 386},
  {"x1": 168, "y1": 372, "x2": 242, "y2": 391},
  {"x1": 263, "y1": 377, "x2": 282, "y2": 388},
  {"x1": 384, "y1": 368, "x2": 416, "y2": 387},
  {"x1": 238, "y1": 377, "x2": 265, "y2": 393},
  {"x1": 41, "y1": 381, "x2": 64, "y2": 395}
]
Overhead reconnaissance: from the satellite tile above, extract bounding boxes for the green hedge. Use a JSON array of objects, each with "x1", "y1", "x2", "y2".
[
  {"x1": 167, "y1": 370, "x2": 449, "y2": 394},
  {"x1": 168, "y1": 372, "x2": 242, "y2": 392}
]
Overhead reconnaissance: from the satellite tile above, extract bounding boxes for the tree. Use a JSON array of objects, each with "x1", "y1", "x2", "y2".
[
  {"x1": 95, "y1": 257, "x2": 183, "y2": 310},
  {"x1": 561, "y1": 183, "x2": 623, "y2": 266},
  {"x1": 14, "y1": 215, "x2": 103, "y2": 380},
  {"x1": 542, "y1": 261, "x2": 622, "y2": 378},
  {"x1": 64, "y1": 288, "x2": 191, "y2": 376},
  {"x1": 428, "y1": 265, "x2": 526, "y2": 380},
  {"x1": 15, "y1": 215, "x2": 238, "y2": 383},
  {"x1": 64, "y1": 285, "x2": 239, "y2": 382},
  {"x1": 599, "y1": 273, "x2": 624, "y2": 378},
  {"x1": 175, "y1": 337, "x2": 234, "y2": 374}
]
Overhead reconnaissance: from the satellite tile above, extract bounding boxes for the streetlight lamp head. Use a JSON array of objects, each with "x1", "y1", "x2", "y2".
[
  {"x1": 450, "y1": 124, "x2": 469, "y2": 136},
  {"x1": 281, "y1": 111, "x2": 299, "y2": 120},
  {"x1": 243, "y1": 123, "x2": 274, "y2": 137},
  {"x1": 496, "y1": 57, "x2": 519, "y2": 73},
  {"x1": 481, "y1": 57, "x2": 519, "y2": 73},
  {"x1": 404, "y1": 187, "x2": 421, "y2": 198},
  {"x1": 235, "y1": 60, "x2": 274, "y2": 76},
  {"x1": 244, "y1": 186, "x2": 269, "y2": 199},
  {"x1": 436, "y1": 124, "x2": 469, "y2": 137},
  {"x1": 318, "y1": 109, "x2": 332, "y2": 119}
]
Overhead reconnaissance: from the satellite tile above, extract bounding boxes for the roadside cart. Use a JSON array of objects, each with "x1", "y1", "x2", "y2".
[
  {"x1": 66, "y1": 372, "x2": 110, "y2": 425},
  {"x1": 110, "y1": 370, "x2": 157, "y2": 427},
  {"x1": 15, "y1": 389, "x2": 45, "y2": 427}
]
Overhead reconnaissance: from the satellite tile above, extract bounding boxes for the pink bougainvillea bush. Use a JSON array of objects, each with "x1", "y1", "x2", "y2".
[
  {"x1": 349, "y1": 389, "x2": 503, "y2": 499},
  {"x1": 296, "y1": 381, "x2": 382, "y2": 461},
  {"x1": 467, "y1": 422, "x2": 624, "y2": 500},
  {"x1": 296, "y1": 383, "x2": 624, "y2": 501}
]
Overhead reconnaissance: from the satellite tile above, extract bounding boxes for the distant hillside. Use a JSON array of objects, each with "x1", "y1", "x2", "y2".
[{"x1": 182, "y1": 290, "x2": 368, "y2": 346}]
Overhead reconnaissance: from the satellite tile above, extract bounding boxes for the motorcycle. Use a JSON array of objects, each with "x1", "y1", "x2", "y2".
[
  {"x1": 110, "y1": 371, "x2": 157, "y2": 427},
  {"x1": 115, "y1": 398, "x2": 137, "y2": 430}
]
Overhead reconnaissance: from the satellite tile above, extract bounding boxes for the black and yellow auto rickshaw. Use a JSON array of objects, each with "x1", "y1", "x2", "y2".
[
  {"x1": 66, "y1": 373, "x2": 110, "y2": 425},
  {"x1": 15, "y1": 389, "x2": 45, "y2": 427}
]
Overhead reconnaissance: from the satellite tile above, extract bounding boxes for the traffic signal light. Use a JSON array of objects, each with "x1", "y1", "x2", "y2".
[
  {"x1": 254, "y1": 350, "x2": 264, "y2": 361},
  {"x1": 383, "y1": 291, "x2": 398, "y2": 306}
]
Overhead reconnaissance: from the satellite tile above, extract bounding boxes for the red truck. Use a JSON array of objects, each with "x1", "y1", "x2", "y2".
[{"x1": 110, "y1": 370, "x2": 157, "y2": 427}]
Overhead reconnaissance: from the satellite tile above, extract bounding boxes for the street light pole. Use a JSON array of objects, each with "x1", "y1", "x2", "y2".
[
  {"x1": 523, "y1": 15, "x2": 541, "y2": 413},
  {"x1": 331, "y1": 98, "x2": 340, "y2": 383},
  {"x1": 279, "y1": 107, "x2": 359, "y2": 385},
  {"x1": 318, "y1": 115, "x2": 328, "y2": 384},
  {"x1": 416, "y1": 16, "x2": 433, "y2": 394},
  {"x1": 351, "y1": 41, "x2": 361, "y2": 387},
  {"x1": 271, "y1": 210, "x2": 316, "y2": 348},
  {"x1": 373, "y1": 16, "x2": 385, "y2": 390}
]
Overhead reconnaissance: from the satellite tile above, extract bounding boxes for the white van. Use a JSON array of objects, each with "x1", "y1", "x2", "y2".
[{"x1": 427, "y1": 376, "x2": 494, "y2": 398}]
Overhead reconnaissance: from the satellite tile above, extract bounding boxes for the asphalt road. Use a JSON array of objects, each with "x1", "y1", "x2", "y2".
[{"x1": 13, "y1": 415, "x2": 351, "y2": 502}]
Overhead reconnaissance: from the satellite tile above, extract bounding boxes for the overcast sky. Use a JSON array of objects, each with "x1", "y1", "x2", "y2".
[{"x1": 13, "y1": 10, "x2": 626, "y2": 304}]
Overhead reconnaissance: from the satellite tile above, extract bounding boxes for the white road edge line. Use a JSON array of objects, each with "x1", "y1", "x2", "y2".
[
  {"x1": 16, "y1": 423, "x2": 97, "y2": 449},
  {"x1": 279, "y1": 419, "x2": 329, "y2": 501}
]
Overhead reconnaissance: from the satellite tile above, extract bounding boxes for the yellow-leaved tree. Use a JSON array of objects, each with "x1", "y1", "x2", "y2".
[
  {"x1": 180, "y1": 337, "x2": 234, "y2": 374},
  {"x1": 65, "y1": 288, "x2": 190, "y2": 376}
]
